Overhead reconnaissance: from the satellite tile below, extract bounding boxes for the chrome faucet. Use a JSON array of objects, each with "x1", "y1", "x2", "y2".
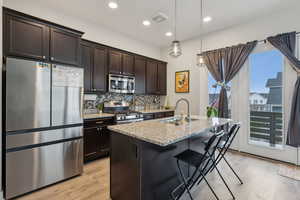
[{"x1": 175, "y1": 98, "x2": 191, "y2": 121}]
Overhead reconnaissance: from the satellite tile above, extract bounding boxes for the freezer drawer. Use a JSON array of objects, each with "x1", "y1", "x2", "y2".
[
  {"x1": 5, "y1": 139, "x2": 83, "y2": 199},
  {"x1": 6, "y1": 126, "x2": 83, "y2": 150},
  {"x1": 52, "y1": 64, "x2": 84, "y2": 126},
  {"x1": 6, "y1": 58, "x2": 51, "y2": 132}
]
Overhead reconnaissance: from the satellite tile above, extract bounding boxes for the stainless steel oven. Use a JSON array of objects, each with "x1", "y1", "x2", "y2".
[{"x1": 108, "y1": 74, "x2": 135, "y2": 93}]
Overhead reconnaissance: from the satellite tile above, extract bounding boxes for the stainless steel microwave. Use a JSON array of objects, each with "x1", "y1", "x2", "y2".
[{"x1": 108, "y1": 74, "x2": 135, "y2": 93}]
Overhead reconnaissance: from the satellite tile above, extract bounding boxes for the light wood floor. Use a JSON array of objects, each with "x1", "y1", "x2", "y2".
[{"x1": 16, "y1": 152, "x2": 300, "y2": 200}]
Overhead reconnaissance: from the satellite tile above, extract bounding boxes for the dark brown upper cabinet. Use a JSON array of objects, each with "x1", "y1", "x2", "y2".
[
  {"x1": 92, "y1": 45, "x2": 107, "y2": 92},
  {"x1": 108, "y1": 50, "x2": 122, "y2": 74},
  {"x1": 108, "y1": 50, "x2": 135, "y2": 76},
  {"x1": 134, "y1": 56, "x2": 147, "y2": 94},
  {"x1": 4, "y1": 13, "x2": 49, "y2": 61},
  {"x1": 81, "y1": 40, "x2": 108, "y2": 93},
  {"x1": 146, "y1": 60, "x2": 158, "y2": 94},
  {"x1": 122, "y1": 53, "x2": 134, "y2": 76},
  {"x1": 3, "y1": 8, "x2": 83, "y2": 66},
  {"x1": 81, "y1": 43, "x2": 93, "y2": 92},
  {"x1": 50, "y1": 28, "x2": 81, "y2": 66},
  {"x1": 157, "y1": 62, "x2": 167, "y2": 95}
]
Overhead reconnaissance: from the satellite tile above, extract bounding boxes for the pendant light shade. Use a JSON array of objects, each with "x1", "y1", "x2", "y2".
[
  {"x1": 196, "y1": 53, "x2": 204, "y2": 66},
  {"x1": 169, "y1": 0, "x2": 182, "y2": 58},
  {"x1": 169, "y1": 40, "x2": 182, "y2": 58}
]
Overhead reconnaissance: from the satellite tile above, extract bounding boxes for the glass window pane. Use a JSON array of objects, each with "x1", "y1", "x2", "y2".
[{"x1": 249, "y1": 49, "x2": 284, "y2": 148}]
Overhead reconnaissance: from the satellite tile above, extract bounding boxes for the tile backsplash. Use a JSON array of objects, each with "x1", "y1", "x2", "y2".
[{"x1": 84, "y1": 93, "x2": 162, "y2": 113}]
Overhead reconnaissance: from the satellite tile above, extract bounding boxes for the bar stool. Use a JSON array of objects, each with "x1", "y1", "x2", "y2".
[
  {"x1": 171, "y1": 130, "x2": 226, "y2": 200},
  {"x1": 199, "y1": 123, "x2": 243, "y2": 185}
]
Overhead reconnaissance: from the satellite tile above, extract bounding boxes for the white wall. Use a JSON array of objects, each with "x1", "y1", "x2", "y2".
[
  {"x1": 3, "y1": 0, "x2": 162, "y2": 60},
  {"x1": 162, "y1": 7, "x2": 300, "y2": 115}
]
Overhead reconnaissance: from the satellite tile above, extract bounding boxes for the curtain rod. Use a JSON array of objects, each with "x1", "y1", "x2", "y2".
[{"x1": 258, "y1": 31, "x2": 300, "y2": 43}]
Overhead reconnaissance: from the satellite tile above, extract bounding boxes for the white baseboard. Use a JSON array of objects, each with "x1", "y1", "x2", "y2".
[{"x1": 0, "y1": 191, "x2": 4, "y2": 200}]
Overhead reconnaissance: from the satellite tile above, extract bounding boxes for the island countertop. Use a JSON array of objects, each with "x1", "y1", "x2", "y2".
[{"x1": 108, "y1": 116, "x2": 232, "y2": 146}]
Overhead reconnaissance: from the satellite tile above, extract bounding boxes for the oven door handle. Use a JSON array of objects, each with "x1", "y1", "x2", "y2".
[{"x1": 117, "y1": 119, "x2": 144, "y2": 124}]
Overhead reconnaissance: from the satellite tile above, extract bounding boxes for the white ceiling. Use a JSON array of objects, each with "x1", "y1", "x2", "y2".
[{"x1": 10, "y1": 0, "x2": 300, "y2": 47}]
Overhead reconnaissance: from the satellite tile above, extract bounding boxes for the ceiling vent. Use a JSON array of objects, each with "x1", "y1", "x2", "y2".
[{"x1": 152, "y1": 12, "x2": 168, "y2": 23}]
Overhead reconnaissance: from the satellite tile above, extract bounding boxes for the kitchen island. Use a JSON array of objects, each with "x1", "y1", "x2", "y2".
[{"x1": 108, "y1": 116, "x2": 231, "y2": 200}]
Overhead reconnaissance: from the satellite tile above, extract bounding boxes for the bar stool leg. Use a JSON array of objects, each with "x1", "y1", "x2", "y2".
[
  {"x1": 223, "y1": 156, "x2": 243, "y2": 184},
  {"x1": 199, "y1": 171, "x2": 220, "y2": 200},
  {"x1": 176, "y1": 160, "x2": 194, "y2": 200},
  {"x1": 213, "y1": 163, "x2": 235, "y2": 200}
]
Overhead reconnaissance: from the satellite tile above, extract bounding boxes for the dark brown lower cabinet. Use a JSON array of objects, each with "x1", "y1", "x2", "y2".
[
  {"x1": 144, "y1": 111, "x2": 174, "y2": 120},
  {"x1": 83, "y1": 117, "x2": 115, "y2": 162},
  {"x1": 110, "y1": 131, "x2": 192, "y2": 200}
]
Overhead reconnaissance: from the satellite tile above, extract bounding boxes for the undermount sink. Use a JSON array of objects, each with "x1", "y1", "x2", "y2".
[{"x1": 161, "y1": 116, "x2": 199, "y2": 125}]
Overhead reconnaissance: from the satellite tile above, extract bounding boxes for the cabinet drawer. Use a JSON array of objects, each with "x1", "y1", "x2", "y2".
[
  {"x1": 154, "y1": 112, "x2": 165, "y2": 119},
  {"x1": 143, "y1": 114, "x2": 154, "y2": 120},
  {"x1": 164, "y1": 111, "x2": 175, "y2": 117},
  {"x1": 84, "y1": 117, "x2": 115, "y2": 128}
]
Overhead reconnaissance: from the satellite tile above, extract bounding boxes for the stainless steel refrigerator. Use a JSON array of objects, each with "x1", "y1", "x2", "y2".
[{"x1": 4, "y1": 57, "x2": 84, "y2": 199}]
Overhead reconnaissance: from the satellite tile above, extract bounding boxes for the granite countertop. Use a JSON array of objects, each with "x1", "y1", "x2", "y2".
[
  {"x1": 137, "y1": 108, "x2": 175, "y2": 114},
  {"x1": 84, "y1": 113, "x2": 115, "y2": 120},
  {"x1": 108, "y1": 116, "x2": 232, "y2": 146}
]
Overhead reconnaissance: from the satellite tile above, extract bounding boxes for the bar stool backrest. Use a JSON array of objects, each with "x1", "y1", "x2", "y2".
[
  {"x1": 216, "y1": 123, "x2": 241, "y2": 162},
  {"x1": 204, "y1": 130, "x2": 225, "y2": 153}
]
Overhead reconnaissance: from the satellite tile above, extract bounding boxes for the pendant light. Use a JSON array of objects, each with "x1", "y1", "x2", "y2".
[
  {"x1": 169, "y1": 0, "x2": 182, "y2": 58},
  {"x1": 197, "y1": 0, "x2": 205, "y2": 67}
]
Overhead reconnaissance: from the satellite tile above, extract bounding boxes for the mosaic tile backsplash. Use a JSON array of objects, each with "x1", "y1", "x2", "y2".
[{"x1": 84, "y1": 93, "x2": 162, "y2": 113}]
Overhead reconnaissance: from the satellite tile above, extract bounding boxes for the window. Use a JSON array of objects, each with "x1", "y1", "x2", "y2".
[
  {"x1": 249, "y1": 49, "x2": 284, "y2": 148},
  {"x1": 208, "y1": 72, "x2": 232, "y2": 117},
  {"x1": 208, "y1": 73, "x2": 220, "y2": 107}
]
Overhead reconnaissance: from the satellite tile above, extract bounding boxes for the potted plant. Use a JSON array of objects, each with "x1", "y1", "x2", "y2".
[
  {"x1": 206, "y1": 106, "x2": 218, "y2": 118},
  {"x1": 96, "y1": 103, "x2": 104, "y2": 114}
]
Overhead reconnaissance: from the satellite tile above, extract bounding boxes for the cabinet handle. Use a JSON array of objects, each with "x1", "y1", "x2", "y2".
[
  {"x1": 43, "y1": 56, "x2": 46, "y2": 59},
  {"x1": 51, "y1": 57, "x2": 54, "y2": 61},
  {"x1": 96, "y1": 121, "x2": 104, "y2": 124}
]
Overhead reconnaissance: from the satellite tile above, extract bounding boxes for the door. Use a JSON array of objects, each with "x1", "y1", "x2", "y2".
[
  {"x1": 52, "y1": 65, "x2": 84, "y2": 126},
  {"x1": 134, "y1": 56, "x2": 146, "y2": 94},
  {"x1": 230, "y1": 43, "x2": 298, "y2": 164},
  {"x1": 5, "y1": 14, "x2": 49, "y2": 61},
  {"x1": 109, "y1": 50, "x2": 122, "y2": 74},
  {"x1": 50, "y1": 28, "x2": 80, "y2": 66},
  {"x1": 81, "y1": 43, "x2": 93, "y2": 92},
  {"x1": 93, "y1": 45, "x2": 108, "y2": 92},
  {"x1": 6, "y1": 58, "x2": 51, "y2": 132},
  {"x1": 122, "y1": 53, "x2": 134, "y2": 76},
  {"x1": 157, "y1": 62, "x2": 167, "y2": 95},
  {"x1": 146, "y1": 60, "x2": 158, "y2": 94}
]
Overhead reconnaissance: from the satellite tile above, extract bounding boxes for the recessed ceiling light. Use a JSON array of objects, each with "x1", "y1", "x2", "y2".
[
  {"x1": 165, "y1": 32, "x2": 173, "y2": 37},
  {"x1": 108, "y1": 1, "x2": 118, "y2": 9},
  {"x1": 142, "y1": 20, "x2": 151, "y2": 26},
  {"x1": 203, "y1": 16, "x2": 212, "y2": 23}
]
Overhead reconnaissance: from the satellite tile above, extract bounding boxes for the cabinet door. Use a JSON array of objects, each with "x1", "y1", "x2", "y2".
[
  {"x1": 99, "y1": 127, "x2": 110, "y2": 153},
  {"x1": 146, "y1": 60, "x2": 158, "y2": 94},
  {"x1": 157, "y1": 62, "x2": 167, "y2": 95},
  {"x1": 108, "y1": 50, "x2": 122, "y2": 74},
  {"x1": 84, "y1": 127, "x2": 100, "y2": 161},
  {"x1": 50, "y1": 28, "x2": 81, "y2": 66},
  {"x1": 93, "y1": 46, "x2": 108, "y2": 92},
  {"x1": 122, "y1": 53, "x2": 134, "y2": 76},
  {"x1": 5, "y1": 14, "x2": 49, "y2": 60},
  {"x1": 81, "y1": 43, "x2": 93, "y2": 92},
  {"x1": 134, "y1": 56, "x2": 146, "y2": 94}
]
